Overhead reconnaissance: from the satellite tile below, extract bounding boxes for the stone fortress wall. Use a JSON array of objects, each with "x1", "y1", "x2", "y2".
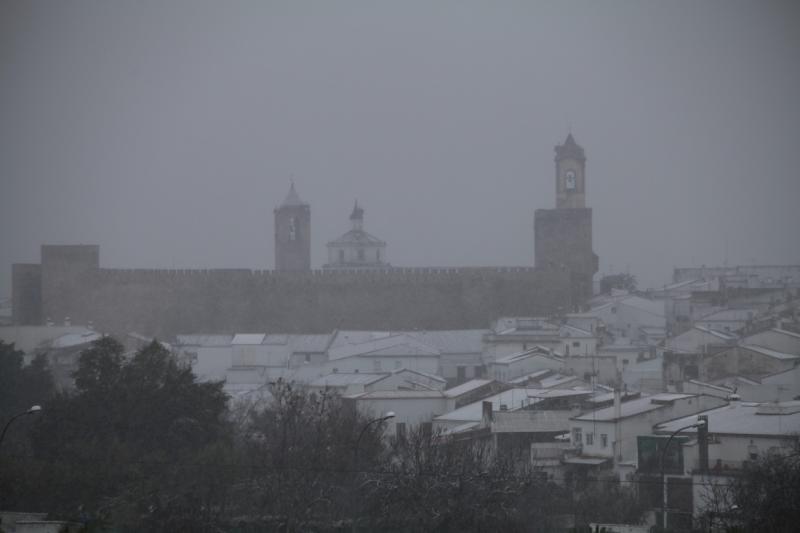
[
  {"x1": 12, "y1": 135, "x2": 597, "y2": 337},
  {"x1": 13, "y1": 245, "x2": 572, "y2": 337}
]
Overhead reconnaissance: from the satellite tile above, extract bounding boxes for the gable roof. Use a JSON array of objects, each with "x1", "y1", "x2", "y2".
[
  {"x1": 739, "y1": 344, "x2": 800, "y2": 361},
  {"x1": 656, "y1": 401, "x2": 800, "y2": 437},
  {"x1": 572, "y1": 393, "x2": 695, "y2": 422},
  {"x1": 327, "y1": 332, "x2": 440, "y2": 361}
]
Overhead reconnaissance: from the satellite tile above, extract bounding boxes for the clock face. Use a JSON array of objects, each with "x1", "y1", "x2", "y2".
[{"x1": 565, "y1": 170, "x2": 576, "y2": 190}]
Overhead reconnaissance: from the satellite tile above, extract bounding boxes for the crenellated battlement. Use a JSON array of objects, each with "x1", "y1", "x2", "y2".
[{"x1": 12, "y1": 246, "x2": 571, "y2": 336}]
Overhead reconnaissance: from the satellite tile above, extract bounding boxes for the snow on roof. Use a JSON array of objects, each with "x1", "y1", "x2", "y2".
[
  {"x1": 492, "y1": 347, "x2": 557, "y2": 365},
  {"x1": 348, "y1": 390, "x2": 445, "y2": 400},
  {"x1": 772, "y1": 328, "x2": 800, "y2": 340},
  {"x1": 392, "y1": 367, "x2": 447, "y2": 383},
  {"x1": 538, "y1": 374, "x2": 582, "y2": 389},
  {"x1": 617, "y1": 296, "x2": 665, "y2": 317},
  {"x1": 442, "y1": 379, "x2": 493, "y2": 398},
  {"x1": 696, "y1": 308, "x2": 757, "y2": 322},
  {"x1": 693, "y1": 326, "x2": 738, "y2": 341},
  {"x1": 559, "y1": 324, "x2": 595, "y2": 338},
  {"x1": 175, "y1": 334, "x2": 234, "y2": 347},
  {"x1": 290, "y1": 334, "x2": 334, "y2": 353},
  {"x1": 508, "y1": 369, "x2": 553, "y2": 384},
  {"x1": 572, "y1": 393, "x2": 695, "y2": 422},
  {"x1": 410, "y1": 330, "x2": 488, "y2": 354},
  {"x1": 232, "y1": 333, "x2": 266, "y2": 345},
  {"x1": 327, "y1": 333, "x2": 439, "y2": 360},
  {"x1": 656, "y1": 401, "x2": 800, "y2": 437},
  {"x1": 310, "y1": 372, "x2": 389, "y2": 388},
  {"x1": 740, "y1": 344, "x2": 800, "y2": 361},
  {"x1": 51, "y1": 331, "x2": 102, "y2": 348},
  {"x1": 435, "y1": 388, "x2": 542, "y2": 422}
]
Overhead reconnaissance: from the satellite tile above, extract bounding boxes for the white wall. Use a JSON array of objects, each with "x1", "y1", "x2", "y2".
[
  {"x1": 354, "y1": 396, "x2": 448, "y2": 437},
  {"x1": 191, "y1": 346, "x2": 232, "y2": 382},
  {"x1": 326, "y1": 355, "x2": 440, "y2": 376}
]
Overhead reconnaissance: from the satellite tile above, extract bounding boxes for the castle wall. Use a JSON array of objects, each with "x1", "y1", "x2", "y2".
[
  {"x1": 41, "y1": 245, "x2": 99, "y2": 325},
  {"x1": 11, "y1": 264, "x2": 42, "y2": 325},
  {"x1": 33, "y1": 261, "x2": 570, "y2": 337}
]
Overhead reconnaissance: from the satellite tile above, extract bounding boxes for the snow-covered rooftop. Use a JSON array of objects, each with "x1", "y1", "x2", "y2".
[{"x1": 656, "y1": 401, "x2": 800, "y2": 437}]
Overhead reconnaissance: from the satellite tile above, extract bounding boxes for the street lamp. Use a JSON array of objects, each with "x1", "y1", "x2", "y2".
[
  {"x1": 659, "y1": 417, "x2": 707, "y2": 530},
  {"x1": 353, "y1": 411, "x2": 395, "y2": 469},
  {"x1": 0, "y1": 405, "x2": 42, "y2": 448}
]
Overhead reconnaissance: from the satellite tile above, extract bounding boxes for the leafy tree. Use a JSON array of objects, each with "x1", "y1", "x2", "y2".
[
  {"x1": 726, "y1": 449, "x2": 800, "y2": 532},
  {"x1": 27, "y1": 337, "x2": 231, "y2": 530},
  {"x1": 234, "y1": 379, "x2": 385, "y2": 531},
  {"x1": 0, "y1": 341, "x2": 54, "y2": 510},
  {"x1": 361, "y1": 426, "x2": 570, "y2": 532}
]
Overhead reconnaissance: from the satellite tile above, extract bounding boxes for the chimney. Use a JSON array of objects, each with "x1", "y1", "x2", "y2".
[
  {"x1": 481, "y1": 401, "x2": 493, "y2": 428},
  {"x1": 697, "y1": 415, "x2": 709, "y2": 473}
]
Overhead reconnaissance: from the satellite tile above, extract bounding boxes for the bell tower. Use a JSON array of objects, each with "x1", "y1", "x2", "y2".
[
  {"x1": 535, "y1": 133, "x2": 598, "y2": 308},
  {"x1": 555, "y1": 133, "x2": 586, "y2": 209},
  {"x1": 274, "y1": 183, "x2": 311, "y2": 271}
]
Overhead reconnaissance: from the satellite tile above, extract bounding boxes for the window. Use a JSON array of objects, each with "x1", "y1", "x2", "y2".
[
  {"x1": 585, "y1": 433, "x2": 594, "y2": 446},
  {"x1": 373, "y1": 360, "x2": 382, "y2": 372},
  {"x1": 457, "y1": 366, "x2": 466, "y2": 381},
  {"x1": 394, "y1": 360, "x2": 401, "y2": 369},
  {"x1": 358, "y1": 248, "x2": 365, "y2": 261},
  {"x1": 288, "y1": 216, "x2": 296, "y2": 241},
  {"x1": 572, "y1": 341, "x2": 580, "y2": 348},
  {"x1": 573, "y1": 428, "x2": 582, "y2": 445},
  {"x1": 601, "y1": 434, "x2": 608, "y2": 448},
  {"x1": 338, "y1": 249, "x2": 344, "y2": 263}
]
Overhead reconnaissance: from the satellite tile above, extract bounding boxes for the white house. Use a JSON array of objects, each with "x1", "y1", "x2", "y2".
[
  {"x1": 568, "y1": 393, "x2": 727, "y2": 475},
  {"x1": 488, "y1": 347, "x2": 564, "y2": 382},
  {"x1": 654, "y1": 400, "x2": 800, "y2": 526},
  {"x1": 484, "y1": 318, "x2": 597, "y2": 360}
]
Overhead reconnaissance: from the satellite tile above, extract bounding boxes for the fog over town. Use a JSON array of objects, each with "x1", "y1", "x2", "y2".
[{"x1": 1, "y1": 1, "x2": 799, "y2": 532}]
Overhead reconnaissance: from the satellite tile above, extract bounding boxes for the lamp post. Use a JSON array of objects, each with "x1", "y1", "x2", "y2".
[
  {"x1": 0, "y1": 405, "x2": 42, "y2": 448},
  {"x1": 353, "y1": 411, "x2": 395, "y2": 470},
  {"x1": 659, "y1": 417, "x2": 706, "y2": 530}
]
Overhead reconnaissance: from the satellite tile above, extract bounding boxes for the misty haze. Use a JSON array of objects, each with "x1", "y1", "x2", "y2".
[{"x1": 1, "y1": 1, "x2": 799, "y2": 532}]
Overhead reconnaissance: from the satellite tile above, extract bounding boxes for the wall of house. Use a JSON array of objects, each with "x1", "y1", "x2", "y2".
[
  {"x1": 489, "y1": 355, "x2": 564, "y2": 382},
  {"x1": 703, "y1": 346, "x2": 796, "y2": 380},
  {"x1": 13, "y1": 246, "x2": 573, "y2": 337},
  {"x1": 571, "y1": 395, "x2": 727, "y2": 464},
  {"x1": 440, "y1": 352, "x2": 484, "y2": 385},
  {"x1": 325, "y1": 355, "x2": 440, "y2": 376},
  {"x1": 353, "y1": 395, "x2": 448, "y2": 437},
  {"x1": 559, "y1": 336, "x2": 597, "y2": 357},
  {"x1": 188, "y1": 345, "x2": 233, "y2": 382},
  {"x1": 563, "y1": 356, "x2": 619, "y2": 386}
]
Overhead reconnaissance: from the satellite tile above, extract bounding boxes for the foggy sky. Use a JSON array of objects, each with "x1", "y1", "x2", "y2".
[{"x1": 2, "y1": 0, "x2": 799, "y2": 297}]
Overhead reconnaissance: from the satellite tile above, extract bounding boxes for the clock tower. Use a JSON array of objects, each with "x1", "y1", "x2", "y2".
[
  {"x1": 555, "y1": 133, "x2": 586, "y2": 209},
  {"x1": 534, "y1": 133, "x2": 598, "y2": 309}
]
